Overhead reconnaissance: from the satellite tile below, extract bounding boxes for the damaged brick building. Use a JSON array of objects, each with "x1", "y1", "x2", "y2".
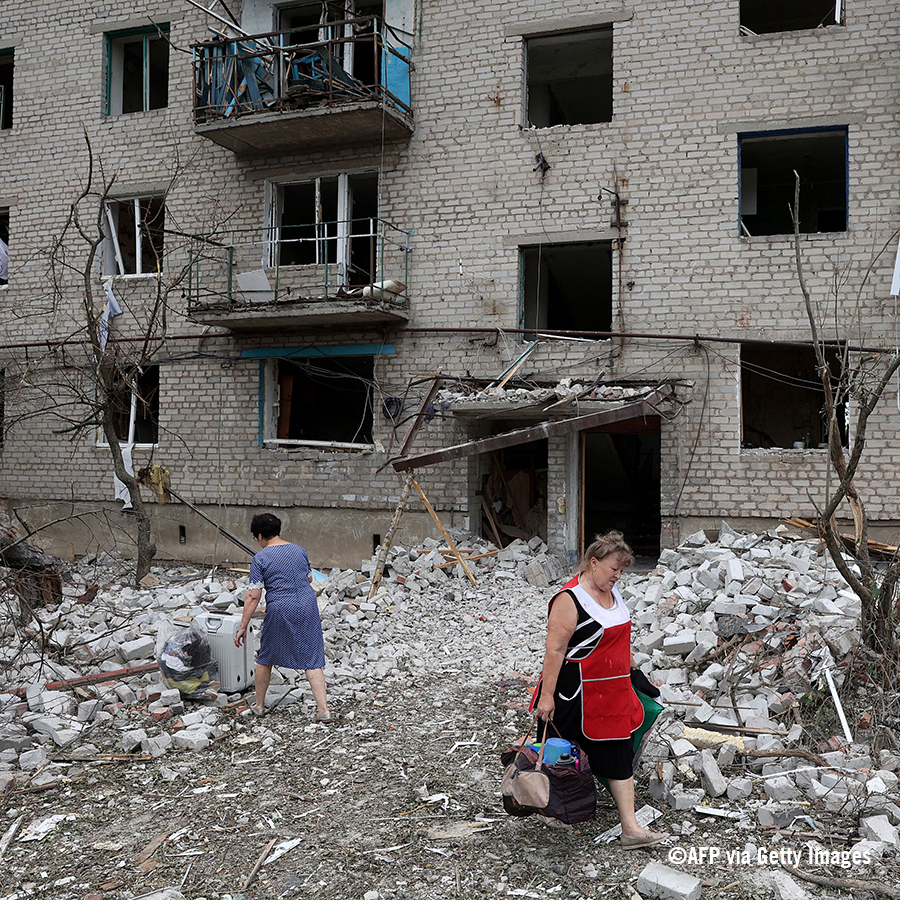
[{"x1": 0, "y1": 0, "x2": 897, "y2": 568}]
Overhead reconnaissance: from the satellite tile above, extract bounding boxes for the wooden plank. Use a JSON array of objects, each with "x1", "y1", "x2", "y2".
[
  {"x1": 411, "y1": 477, "x2": 477, "y2": 587},
  {"x1": 393, "y1": 386, "x2": 671, "y2": 472},
  {"x1": 368, "y1": 472, "x2": 414, "y2": 599},
  {"x1": 481, "y1": 495, "x2": 504, "y2": 549},
  {"x1": 395, "y1": 376, "x2": 443, "y2": 460}
]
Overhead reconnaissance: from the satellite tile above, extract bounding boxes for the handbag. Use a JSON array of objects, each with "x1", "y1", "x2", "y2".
[{"x1": 500, "y1": 718, "x2": 596, "y2": 824}]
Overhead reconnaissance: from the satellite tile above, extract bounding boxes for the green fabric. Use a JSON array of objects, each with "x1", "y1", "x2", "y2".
[{"x1": 597, "y1": 690, "x2": 664, "y2": 793}]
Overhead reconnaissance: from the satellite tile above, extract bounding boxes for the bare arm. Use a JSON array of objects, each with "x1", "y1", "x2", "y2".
[
  {"x1": 536, "y1": 593, "x2": 578, "y2": 721},
  {"x1": 235, "y1": 587, "x2": 262, "y2": 646}
]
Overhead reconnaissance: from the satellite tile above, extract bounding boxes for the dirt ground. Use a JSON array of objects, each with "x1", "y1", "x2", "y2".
[{"x1": 4, "y1": 667, "x2": 893, "y2": 900}]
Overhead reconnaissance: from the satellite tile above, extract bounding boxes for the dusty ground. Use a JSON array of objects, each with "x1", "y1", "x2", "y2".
[{"x1": 3, "y1": 668, "x2": 893, "y2": 900}]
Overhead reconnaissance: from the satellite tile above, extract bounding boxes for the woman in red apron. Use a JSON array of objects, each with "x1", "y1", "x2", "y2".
[{"x1": 532, "y1": 531, "x2": 668, "y2": 849}]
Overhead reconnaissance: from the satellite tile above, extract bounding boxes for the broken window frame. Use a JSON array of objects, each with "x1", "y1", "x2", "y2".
[
  {"x1": 0, "y1": 48, "x2": 13, "y2": 130},
  {"x1": 739, "y1": 0, "x2": 844, "y2": 36},
  {"x1": 102, "y1": 195, "x2": 166, "y2": 277},
  {"x1": 103, "y1": 24, "x2": 170, "y2": 116},
  {"x1": 97, "y1": 365, "x2": 161, "y2": 448},
  {"x1": 738, "y1": 126, "x2": 849, "y2": 238},
  {"x1": 260, "y1": 355, "x2": 376, "y2": 451},
  {"x1": 266, "y1": 172, "x2": 378, "y2": 283},
  {"x1": 524, "y1": 26, "x2": 614, "y2": 129},
  {"x1": 739, "y1": 343, "x2": 847, "y2": 451},
  {"x1": 519, "y1": 240, "x2": 614, "y2": 337}
]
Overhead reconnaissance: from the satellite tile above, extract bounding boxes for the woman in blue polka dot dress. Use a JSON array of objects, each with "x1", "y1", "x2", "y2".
[{"x1": 235, "y1": 513, "x2": 332, "y2": 721}]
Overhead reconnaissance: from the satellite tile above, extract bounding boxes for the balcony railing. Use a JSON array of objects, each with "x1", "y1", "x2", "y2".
[
  {"x1": 192, "y1": 17, "x2": 412, "y2": 152},
  {"x1": 186, "y1": 218, "x2": 412, "y2": 331}
]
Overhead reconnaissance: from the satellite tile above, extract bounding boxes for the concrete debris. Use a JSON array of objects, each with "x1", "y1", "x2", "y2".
[
  {"x1": 635, "y1": 860, "x2": 702, "y2": 900},
  {"x1": 1, "y1": 522, "x2": 899, "y2": 893}
]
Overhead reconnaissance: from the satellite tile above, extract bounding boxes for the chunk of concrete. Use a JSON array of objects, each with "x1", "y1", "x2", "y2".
[
  {"x1": 727, "y1": 777, "x2": 753, "y2": 800},
  {"x1": 18, "y1": 747, "x2": 48, "y2": 771},
  {"x1": 0, "y1": 724, "x2": 32, "y2": 753},
  {"x1": 635, "y1": 861, "x2": 701, "y2": 900},
  {"x1": 172, "y1": 730, "x2": 210, "y2": 752},
  {"x1": 860, "y1": 814, "x2": 899, "y2": 848},
  {"x1": 765, "y1": 776, "x2": 801, "y2": 801},
  {"x1": 120, "y1": 636, "x2": 156, "y2": 661},
  {"x1": 122, "y1": 729, "x2": 147, "y2": 753},
  {"x1": 667, "y1": 787, "x2": 705, "y2": 810},
  {"x1": 77, "y1": 699, "x2": 103, "y2": 722},
  {"x1": 769, "y1": 870, "x2": 810, "y2": 900},
  {"x1": 699, "y1": 749, "x2": 728, "y2": 798}
]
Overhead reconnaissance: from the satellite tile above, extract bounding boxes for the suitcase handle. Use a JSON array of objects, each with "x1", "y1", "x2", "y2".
[{"x1": 205, "y1": 616, "x2": 223, "y2": 633}]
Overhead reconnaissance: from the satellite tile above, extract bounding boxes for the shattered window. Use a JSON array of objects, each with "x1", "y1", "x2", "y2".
[
  {"x1": 739, "y1": 129, "x2": 847, "y2": 236},
  {"x1": 740, "y1": 344, "x2": 846, "y2": 449},
  {"x1": 103, "y1": 196, "x2": 166, "y2": 276},
  {"x1": 274, "y1": 173, "x2": 378, "y2": 283},
  {"x1": 111, "y1": 366, "x2": 160, "y2": 445},
  {"x1": 740, "y1": 0, "x2": 843, "y2": 35},
  {"x1": 521, "y1": 242, "x2": 613, "y2": 335},
  {"x1": 0, "y1": 49, "x2": 13, "y2": 130},
  {"x1": 273, "y1": 356, "x2": 374, "y2": 447},
  {"x1": 526, "y1": 28, "x2": 613, "y2": 127},
  {"x1": 105, "y1": 25, "x2": 169, "y2": 115}
]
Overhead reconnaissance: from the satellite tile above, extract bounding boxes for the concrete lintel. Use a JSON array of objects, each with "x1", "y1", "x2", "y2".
[
  {"x1": 90, "y1": 12, "x2": 184, "y2": 33},
  {"x1": 0, "y1": 37, "x2": 22, "y2": 51},
  {"x1": 717, "y1": 114, "x2": 864, "y2": 135},
  {"x1": 504, "y1": 228, "x2": 620, "y2": 247},
  {"x1": 504, "y1": 7, "x2": 633, "y2": 38},
  {"x1": 109, "y1": 182, "x2": 173, "y2": 199}
]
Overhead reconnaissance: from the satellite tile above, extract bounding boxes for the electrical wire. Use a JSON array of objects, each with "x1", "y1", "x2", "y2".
[{"x1": 672, "y1": 343, "x2": 711, "y2": 517}]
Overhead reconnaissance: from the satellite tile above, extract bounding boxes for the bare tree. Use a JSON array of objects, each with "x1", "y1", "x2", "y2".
[
  {"x1": 792, "y1": 172, "x2": 900, "y2": 662},
  {"x1": 17, "y1": 129, "x2": 224, "y2": 582}
]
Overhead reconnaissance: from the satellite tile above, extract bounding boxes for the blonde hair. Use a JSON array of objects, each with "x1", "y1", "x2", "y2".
[{"x1": 579, "y1": 530, "x2": 634, "y2": 572}]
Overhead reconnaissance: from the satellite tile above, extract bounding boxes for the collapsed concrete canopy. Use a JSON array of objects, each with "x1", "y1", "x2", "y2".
[{"x1": 392, "y1": 383, "x2": 673, "y2": 471}]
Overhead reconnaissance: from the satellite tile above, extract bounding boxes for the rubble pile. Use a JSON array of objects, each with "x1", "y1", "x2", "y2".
[
  {"x1": 621, "y1": 522, "x2": 900, "y2": 873},
  {"x1": 1, "y1": 521, "x2": 899, "y2": 894},
  {"x1": 437, "y1": 379, "x2": 652, "y2": 408},
  {"x1": 0, "y1": 535, "x2": 562, "y2": 774}
]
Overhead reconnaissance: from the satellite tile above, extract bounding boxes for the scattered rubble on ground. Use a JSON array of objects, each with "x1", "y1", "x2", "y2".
[{"x1": 0, "y1": 523, "x2": 898, "y2": 898}]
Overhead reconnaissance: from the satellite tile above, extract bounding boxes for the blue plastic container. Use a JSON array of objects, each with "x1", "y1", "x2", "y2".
[{"x1": 542, "y1": 738, "x2": 572, "y2": 765}]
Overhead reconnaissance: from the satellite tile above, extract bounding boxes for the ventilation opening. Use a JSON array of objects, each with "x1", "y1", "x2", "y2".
[
  {"x1": 741, "y1": 344, "x2": 846, "y2": 449},
  {"x1": 740, "y1": 0, "x2": 842, "y2": 35},
  {"x1": 526, "y1": 27, "x2": 612, "y2": 127},
  {"x1": 522, "y1": 242, "x2": 613, "y2": 335},
  {"x1": 740, "y1": 129, "x2": 847, "y2": 236}
]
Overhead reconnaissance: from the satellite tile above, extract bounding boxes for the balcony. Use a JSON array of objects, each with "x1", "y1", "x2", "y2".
[
  {"x1": 192, "y1": 17, "x2": 412, "y2": 155},
  {"x1": 187, "y1": 217, "x2": 411, "y2": 333}
]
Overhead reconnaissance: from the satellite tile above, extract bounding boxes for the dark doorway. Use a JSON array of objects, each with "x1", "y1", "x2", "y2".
[
  {"x1": 582, "y1": 422, "x2": 660, "y2": 557},
  {"x1": 481, "y1": 435, "x2": 548, "y2": 547}
]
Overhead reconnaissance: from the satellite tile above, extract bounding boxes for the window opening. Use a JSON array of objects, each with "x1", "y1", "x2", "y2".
[
  {"x1": 740, "y1": 0, "x2": 842, "y2": 35},
  {"x1": 740, "y1": 344, "x2": 846, "y2": 449},
  {"x1": 739, "y1": 129, "x2": 847, "y2": 236},
  {"x1": 105, "y1": 25, "x2": 170, "y2": 115},
  {"x1": 273, "y1": 355, "x2": 374, "y2": 446},
  {"x1": 0, "y1": 208, "x2": 8, "y2": 286},
  {"x1": 278, "y1": 1, "x2": 383, "y2": 80},
  {"x1": 111, "y1": 366, "x2": 160, "y2": 445},
  {"x1": 0, "y1": 49, "x2": 13, "y2": 130},
  {"x1": 521, "y1": 242, "x2": 613, "y2": 335},
  {"x1": 526, "y1": 28, "x2": 612, "y2": 127},
  {"x1": 274, "y1": 173, "x2": 378, "y2": 283},
  {"x1": 103, "y1": 196, "x2": 166, "y2": 276}
]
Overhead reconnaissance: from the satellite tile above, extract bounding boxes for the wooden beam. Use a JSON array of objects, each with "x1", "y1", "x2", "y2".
[
  {"x1": 392, "y1": 386, "x2": 671, "y2": 472},
  {"x1": 411, "y1": 477, "x2": 477, "y2": 587},
  {"x1": 395, "y1": 376, "x2": 443, "y2": 460}
]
